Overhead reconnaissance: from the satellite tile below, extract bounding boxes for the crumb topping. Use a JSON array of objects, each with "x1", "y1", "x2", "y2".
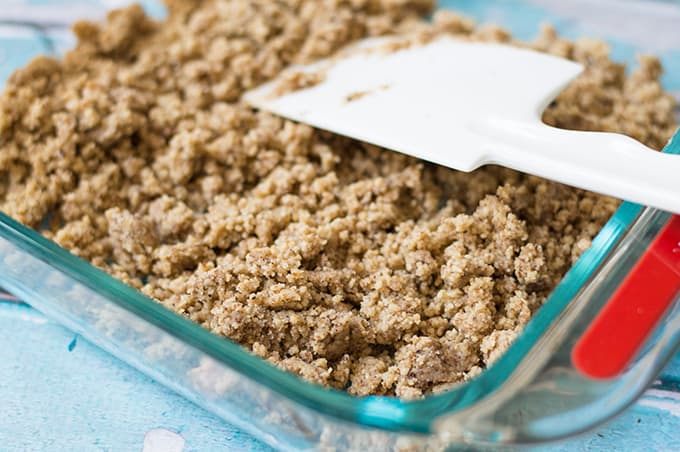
[{"x1": 0, "y1": 1, "x2": 676, "y2": 398}]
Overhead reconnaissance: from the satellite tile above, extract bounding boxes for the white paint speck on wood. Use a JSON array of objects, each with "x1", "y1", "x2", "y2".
[{"x1": 142, "y1": 428, "x2": 185, "y2": 452}]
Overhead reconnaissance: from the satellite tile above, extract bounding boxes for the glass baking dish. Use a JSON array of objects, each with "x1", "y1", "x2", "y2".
[{"x1": 1, "y1": 0, "x2": 680, "y2": 450}]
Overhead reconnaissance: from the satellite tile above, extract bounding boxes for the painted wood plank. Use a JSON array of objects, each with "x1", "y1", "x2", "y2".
[{"x1": 0, "y1": 303, "x2": 273, "y2": 452}]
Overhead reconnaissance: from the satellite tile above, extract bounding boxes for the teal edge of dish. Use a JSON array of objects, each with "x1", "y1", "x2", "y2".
[{"x1": 1, "y1": 128, "x2": 677, "y2": 434}]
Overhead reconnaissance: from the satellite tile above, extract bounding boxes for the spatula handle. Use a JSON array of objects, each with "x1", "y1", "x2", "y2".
[{"x1": 486, "y1": 121, "x2": 680, "y2": 213}]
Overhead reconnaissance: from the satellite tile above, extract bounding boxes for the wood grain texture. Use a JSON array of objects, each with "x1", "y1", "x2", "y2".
[{"x1": 0, "y1": 303, "x2": 273, "y2": 452}]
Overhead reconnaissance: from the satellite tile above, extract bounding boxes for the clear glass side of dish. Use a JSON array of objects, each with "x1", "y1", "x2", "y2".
[{"x1": 436, "y1": 206, "x2": 680, "y2": 444}]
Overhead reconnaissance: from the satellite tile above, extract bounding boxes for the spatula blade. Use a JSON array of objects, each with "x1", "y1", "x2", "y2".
[{"x1": 244, "y1": 36, "x2": 583, "y2": 172}]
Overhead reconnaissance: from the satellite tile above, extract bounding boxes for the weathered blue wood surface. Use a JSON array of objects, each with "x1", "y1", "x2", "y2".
[
  {"x1": 1, "y1": 0, "x2": 679, "y2": 450},
  {"x1": 1, "y1": 301, "x2": 679, "y2": 451}
]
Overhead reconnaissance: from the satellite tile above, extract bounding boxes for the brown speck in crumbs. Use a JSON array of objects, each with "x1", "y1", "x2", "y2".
[{"x1": 344, "y1": 84, "x2": 390, "y2": 103}]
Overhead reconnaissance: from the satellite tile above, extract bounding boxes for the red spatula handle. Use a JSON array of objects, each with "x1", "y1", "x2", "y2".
[{"x1": 572, "y1": 215, "x2": 680, "y2": 379}]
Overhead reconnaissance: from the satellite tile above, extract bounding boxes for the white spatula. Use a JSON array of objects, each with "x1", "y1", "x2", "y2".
[{"x1": 244, "y1": 36, "x2": 680, "y2": 213}]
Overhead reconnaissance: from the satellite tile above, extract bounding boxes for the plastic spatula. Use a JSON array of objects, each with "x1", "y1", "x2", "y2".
[{"x1": 244, "y1": 36, "x2": 680, "y2": 213}]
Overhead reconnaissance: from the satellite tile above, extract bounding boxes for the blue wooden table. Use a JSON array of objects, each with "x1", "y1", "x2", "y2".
[{"x1": 1, "y1": 1, "x2": 679, "y2": 450}]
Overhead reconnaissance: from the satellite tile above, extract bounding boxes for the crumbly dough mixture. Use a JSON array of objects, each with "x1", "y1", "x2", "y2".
[{"x1": 0, "y1": 1, "x2": 677, "y2": 398}]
